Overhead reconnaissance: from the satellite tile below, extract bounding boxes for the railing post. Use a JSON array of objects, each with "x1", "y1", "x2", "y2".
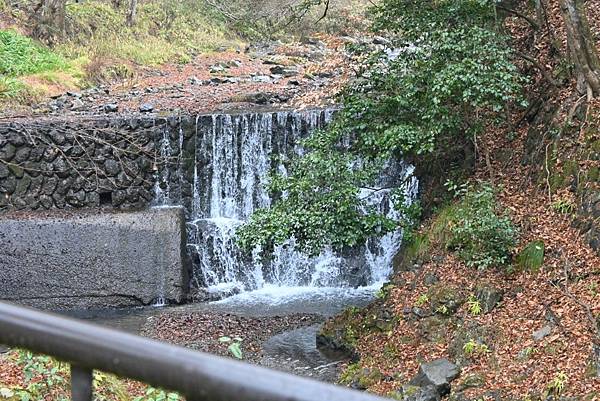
[{"x1": 71, "y1": 364, "x2": 93, "y2": 401}]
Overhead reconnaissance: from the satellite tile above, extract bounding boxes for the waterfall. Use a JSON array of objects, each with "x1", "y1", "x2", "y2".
[{"x1": 156, "y1": 109, "x2": 418, "y2": 294}]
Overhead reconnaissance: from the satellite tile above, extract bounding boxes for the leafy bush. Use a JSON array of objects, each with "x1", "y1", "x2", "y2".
[
  {"x1": 516, "y1": 240, "x2": 544, "y2": 272},
  {"x1": 448, "y1": 185, "x2": 517, "y2": 270},
  {"x1": 0, "y1": 29, "x2": 68, "y2": 76},
  {"x1": 238, "y1": 0, "x2": 525, "y2": 254},
  {"x1": 1, "y1": 349, "x2": 181, "y2": 401}
]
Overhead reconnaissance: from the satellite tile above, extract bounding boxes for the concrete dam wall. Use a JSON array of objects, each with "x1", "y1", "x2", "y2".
[{"x1": 0, "y1": 207, "x2": 191, "y2": 310}]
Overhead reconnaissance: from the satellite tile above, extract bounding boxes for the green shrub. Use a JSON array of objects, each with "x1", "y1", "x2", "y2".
[
  {"x1": 448, "y1": 185, "x2": 517, "y2": 270},
  {"x1": 516, "y1": 240, "x2": 544, "y2": 272},
  {"x1": 0, "y1": 76, "x2": 26, "y2": 98},
  {"x1": 0, "y1": 29, "x2": 69, "y2": 76}
]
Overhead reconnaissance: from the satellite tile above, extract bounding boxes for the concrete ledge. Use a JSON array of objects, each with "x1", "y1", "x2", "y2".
[{"x1": 0, "y1": 207, "x2": 191, "y2": 310}]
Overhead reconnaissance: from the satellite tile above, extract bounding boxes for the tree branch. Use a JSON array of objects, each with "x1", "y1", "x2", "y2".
[
  {"x1": 516, "y1": 51, "x2": 559, "y2": 87},
  {"x1": 496, "y1": 5, "x2": 540, "y2": 30}
]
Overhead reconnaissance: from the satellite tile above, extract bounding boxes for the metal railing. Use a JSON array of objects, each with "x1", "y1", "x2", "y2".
[{"x1": 0, "y1": 301, "x2": 388, "y2": 401}]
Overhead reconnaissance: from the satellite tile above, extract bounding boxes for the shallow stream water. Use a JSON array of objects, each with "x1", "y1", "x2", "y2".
[{"x1": 68, "y1": 285, "x2": 377, "y2": 382}]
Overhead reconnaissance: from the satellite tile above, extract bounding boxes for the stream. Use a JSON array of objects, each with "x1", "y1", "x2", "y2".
[{"x1": 69, "y1": 285, "x2": 376, "y2": 382}]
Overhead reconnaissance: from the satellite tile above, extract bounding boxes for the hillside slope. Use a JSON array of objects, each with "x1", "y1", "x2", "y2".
[{"x1": 319, "y1": 0, "x2": 600, "y2": 399}]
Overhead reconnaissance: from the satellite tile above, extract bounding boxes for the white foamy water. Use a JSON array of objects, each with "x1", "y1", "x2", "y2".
[{"x1": 155, "y1": 109, "x2": 418, "y2": 299}]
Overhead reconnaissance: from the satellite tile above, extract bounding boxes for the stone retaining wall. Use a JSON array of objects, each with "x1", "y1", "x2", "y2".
[{"x1": 0, "y1": 116, "x2": 177, "y2": 211}]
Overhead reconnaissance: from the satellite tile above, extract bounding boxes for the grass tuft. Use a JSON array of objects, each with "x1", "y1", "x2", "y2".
[{"x1": 0, "y1": 29, "x2": 69, "y2": 76}]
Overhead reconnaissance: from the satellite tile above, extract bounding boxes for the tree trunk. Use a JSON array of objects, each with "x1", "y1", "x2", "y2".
[
  {"x1": 559, "y1": 0, "x2": 600, "y2": 97},
  {"x1": 33, "y1": 0, "x2": 66, "y2": 43},
  {"x1": 127, "y1": 0, "x2": 138, "y2": 27}
]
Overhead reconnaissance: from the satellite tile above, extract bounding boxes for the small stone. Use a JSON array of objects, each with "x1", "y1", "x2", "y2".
[
  {"x1": 424, "y1": 273, "x2": 439, "y2": 286},
  {"x1": 39, "y1": 194, "x2": 53, "y2": 209},
  {"x1": 14, "y1": 147, "x2": 31, "y2": 163},
  {"x1": 209, "y1": 64, "x2": 226, "y2": 73},
  {"x1": 71, "y1": 98, "x2": 85, "y2": 110},
  {"x1": 0, "y1": 144, "x2": 16, "y2": 161},
  {"x1": 104, "y1": 103, "x2": 119, "y2": 113},
  {"x1": 457, "y1": 373, "x2": 485, "y2": 391},
  {"x1": 111, "y1": 189, "x2": 127, "y2": 207},
  {"x1": 139, "y1": 103, "x2": 154, "y2": 113},
  {"x1": 532, "y1": 325, "x2": 552, "y2": 341},
  {"x1": 104, "y1": 159, "x2": 120, "y2": 177},
  {"x1": 41, "y1": 177, "x2": 58, "y2": 195},
  {"x1": 66, "y1": 189, "x2": 86, "y2": 207},
  {"x1": 269, "y1": 65, "x2": 299, "y2": 77},
  {"x1": 251, "y1": 75, "x2": 273, "y2": 83},
  {"x1": 0, "y1": 164, "x2": 9, "y2": 179},
  {"x1": 0, "y1": 175, "x2": 16, "y2": 194},
  {"x1": 476, "y1": 285, "x2": 503, "y2": 313},
  {"x1": 8, "y1": 163, "x2": 24, "y2": 178},
  {"x1": 373, "y1": 36, "x2": 391, "y2": 45},
  {"x1": 49, "y1": 130, "x2": 66, "y2": 145}
]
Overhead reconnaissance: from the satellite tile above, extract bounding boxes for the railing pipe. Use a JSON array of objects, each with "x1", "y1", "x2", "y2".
[{"x1": 0, "y1": 302, "x2": 388, "y2": 401}]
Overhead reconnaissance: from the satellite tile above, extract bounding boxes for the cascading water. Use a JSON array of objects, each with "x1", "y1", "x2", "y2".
[{"x1": 155, "y1": 109, "x2": 418, "y2": 296}]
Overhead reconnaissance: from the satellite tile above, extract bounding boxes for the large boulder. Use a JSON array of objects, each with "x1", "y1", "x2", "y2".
[{"x1": 409, "y1": 359, "x2": 461, "y2": 396}]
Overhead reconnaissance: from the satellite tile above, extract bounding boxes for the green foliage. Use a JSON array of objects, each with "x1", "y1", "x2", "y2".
[
  {"x1": 448, "y1": 185, "x2": 518, "y2": 270},
  {"x1": 236, "y1": 148, "x2": 400, "y2": 255},
  {"x1": 218, "y1": 336, "x2": 244, "y2": 359},
  {"x1": 551, "y1": 198, "x2": 576, "y2": 214},
  {"x1": 238, "y1": 0, "x2": 525, "y2": 254},
  {"x1": 546, "y1": 371, "x2": 568, "y2": 396},
  {"x1": 0, "y1": 30, "x2": 69, "y2": 77},
  {"x1": 516, "y1": 240, "x2": 545, "y2": 272},
  {"x1": 3, "y1": 349, "x2": 69, "y2": 401},
  {"x1": 435, "y1": 305, "x2": 449, "y2": 315},
  {"x1": 133, "y1": 388, "x2": 180, "y2": 401},
  {"x1": 2, "y1": 349, "x2": 179, "y2": 401},
  {"x1": 415, "y1": 293, "x2": 429, "y2": 306},
  {"x1": 375, "y1": 283, "x2": 395, "y2": 299},
  {"x1": 339, "y1": 363, "x2": 362, "y2": 385},
  {"x1": 466, "y1": 295, "x2": 482, "y2": 316},
  {"x1": 463, "y1": 339, "x2": 489, "y2": 356}
]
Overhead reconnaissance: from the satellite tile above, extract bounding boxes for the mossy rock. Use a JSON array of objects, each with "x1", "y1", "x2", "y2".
[
  {"x1": 317, "y1": 307, "x2": 360, "y2": 357},
  {"x1": 427, "y1": 283, "x2": 465, "y2": 315},
  {"x1": 363, "y1": 305, "x2": 398, "y2": 333},
  {"x1": 393, "y1": 233, "x2": 431, "y2": 272},
  {"x1": 475, "y1": 284, "x2": 503, "y2": 314},
  {"x1": 317, "y1": 302, "x2": 389, "y2": 359},
  {"x1": 448, "y1": 321, "x2": 495, "y2": 367},
  {"x1": 340, "y1": 363, "x2": 384, "y2": 390},
  {"x1": 516, "y1": 240, "x2": 545, "y2": 272},
  {"x1": 456, "y1": 373, "x2": 486, "y2": 391},
  {"x1": 417, "y1": 315, "x2": 456, "y2": 343}
]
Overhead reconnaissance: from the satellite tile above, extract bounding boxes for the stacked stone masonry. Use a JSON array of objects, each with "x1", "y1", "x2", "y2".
[{"x1": 0, "y1": 116, "x2": 180, "y2": 211}]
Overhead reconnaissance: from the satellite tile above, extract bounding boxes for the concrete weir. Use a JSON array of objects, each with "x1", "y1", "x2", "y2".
[{"x1": 0, "y1": 207, "x2": 191, "y2": 310}]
